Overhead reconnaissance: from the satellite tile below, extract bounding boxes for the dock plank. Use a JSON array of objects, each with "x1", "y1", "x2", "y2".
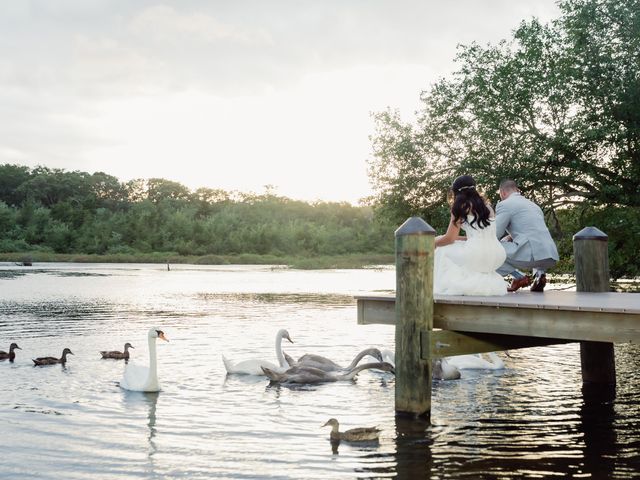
[{"x1": 356, "y1": 291, "x2": 640, "y2": 344}]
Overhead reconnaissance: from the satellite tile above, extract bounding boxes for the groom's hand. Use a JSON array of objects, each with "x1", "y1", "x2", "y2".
[{"x1": 501, "y1": 235, "x2": 513, "y2": 242}]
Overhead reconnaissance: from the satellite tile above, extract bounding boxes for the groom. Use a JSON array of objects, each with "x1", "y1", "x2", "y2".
[{"x1": 495, "y1": 179, "x2": 559, "y2": 292}]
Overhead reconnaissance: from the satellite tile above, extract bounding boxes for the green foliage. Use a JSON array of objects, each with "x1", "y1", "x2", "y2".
[
  {"x1": 0, "y1": 164, "x2": 395, "y2": 261},
  {"x1": 368, "y1": 0, "x2": 640, "y2": 277}
]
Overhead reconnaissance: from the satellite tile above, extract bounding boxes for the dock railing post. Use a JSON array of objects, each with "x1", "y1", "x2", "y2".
[
  {"x1": 394, "y1": 217, "x2": 435, "y2": 417},
  {"x1": 573, "y1": 227, "x2": 616, "y2": 387}
]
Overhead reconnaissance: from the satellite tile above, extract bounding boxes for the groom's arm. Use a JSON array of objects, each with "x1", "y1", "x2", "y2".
[{"x1": 494, "y1": 201, "x2": 510, "y2": 239}]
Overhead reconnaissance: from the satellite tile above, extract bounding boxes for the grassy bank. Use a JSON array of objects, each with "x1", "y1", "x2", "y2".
[{"x1": 0, "y1": 251, "x2": 395, "y2": 270}]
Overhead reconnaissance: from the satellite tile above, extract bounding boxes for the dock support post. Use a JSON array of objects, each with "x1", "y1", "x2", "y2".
[
  {"x1": 394, "y1": 217, "x2": 435, "y2": 417},
  {"x1": 573, "y1": 227, "x2": 616, "y2": 387}
]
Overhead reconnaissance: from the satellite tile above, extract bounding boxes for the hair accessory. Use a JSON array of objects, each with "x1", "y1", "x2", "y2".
[{"x1": 456, "y1": 185, "x2": 475, "y2": 191}]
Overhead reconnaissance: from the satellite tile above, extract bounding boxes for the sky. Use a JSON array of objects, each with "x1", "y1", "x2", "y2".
[{"x1": 0, "y1": 0, "x2": 561, "y2": 204}]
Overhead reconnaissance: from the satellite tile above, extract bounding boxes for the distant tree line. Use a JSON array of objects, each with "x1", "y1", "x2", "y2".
[
  {"x1": 368, "y1": 0, "x2": 640, "y2": 279},
  {"x1": 0, "y1": 164, "x2": 394, "y2": 258}
]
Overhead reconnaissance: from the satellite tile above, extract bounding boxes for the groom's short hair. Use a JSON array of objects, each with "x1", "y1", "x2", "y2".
[{"x1": 499, "y1": 179, "x2": 518, "y2": 192}]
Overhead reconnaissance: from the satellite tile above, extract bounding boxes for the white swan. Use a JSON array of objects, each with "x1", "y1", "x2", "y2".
[
  {"x1": 432, "y1": 357, "x2": 461, "y2": 380},
  {"x1": 120, "y1": 328, "x2": 168, "y2": 392},
  {"x1": 222, "y1": 329, "x2": 293, "y2": 375},
  {"x1": 366, "y1": 349, "x2": 461, "y2": 380},
  {"x1": 446, "y1": 352, "x2": 505, "y2": 370}
]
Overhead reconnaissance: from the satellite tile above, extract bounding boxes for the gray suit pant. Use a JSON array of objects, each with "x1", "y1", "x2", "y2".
[{"x1": 497, "y1": 257, "x2": 557, "y2": 277}]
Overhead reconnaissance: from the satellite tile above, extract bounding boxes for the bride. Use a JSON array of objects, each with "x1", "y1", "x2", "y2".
[{"x1": 434, "y1": 175, "x2": 507, "y2": 296}]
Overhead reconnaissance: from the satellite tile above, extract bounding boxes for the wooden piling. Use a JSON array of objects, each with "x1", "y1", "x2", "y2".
[
  {"x1": 394, "y1": 217, "x2": 435, "y2": 417},
  {"x1": 573, "y1": 227, "x2": 616, "y2": 386}
]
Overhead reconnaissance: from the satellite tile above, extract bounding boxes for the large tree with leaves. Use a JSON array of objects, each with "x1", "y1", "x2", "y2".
[{"x1": 369, "y1": 0, "x2": 640, "y2": 224}]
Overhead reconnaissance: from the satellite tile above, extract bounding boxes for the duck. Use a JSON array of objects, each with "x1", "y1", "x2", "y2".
[
  {"x1": 0, "y1": 342, "x2": 21, "y2": 362},
  {"x1": 322, "y1": 418, "x2": 381, "y2": 442},
  {"x1": 222, "y1": 329, "x2": 293, "y2": 375},
  {"x1": 100, "y1": 342, "x2": 134, "y2": 360},
  {"x1": 284, "y1": 347, "x2": 384, "y2": 372},
  {"x1": 120, "y1": 328, "x2": 168, "y2": 392},
  {"x1": 445, "y1": 352, "x2": 505, "y2": 370},
  {"x1": 262, "y1": 361, "x2": 394, "y2": 384},
  {"x1": 33, "y1": 348, "x2": 74, "y2": 366}
]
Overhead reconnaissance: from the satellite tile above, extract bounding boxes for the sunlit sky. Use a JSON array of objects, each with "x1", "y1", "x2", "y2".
[{"x1": 0, "y1": 1, "x2": 560, "y2": 204}]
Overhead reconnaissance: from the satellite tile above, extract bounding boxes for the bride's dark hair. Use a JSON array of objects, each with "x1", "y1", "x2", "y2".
[{"x1": 449, "y1": 175, "x2": 491, "y2": 229}]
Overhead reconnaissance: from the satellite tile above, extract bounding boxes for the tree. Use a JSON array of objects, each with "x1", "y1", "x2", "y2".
[
  {"x1": 0, "y1": 164, "x2": 31, "y2": 206},
  {"x1": 368, "y1": 0, "x2": 640, "y2": 223}
]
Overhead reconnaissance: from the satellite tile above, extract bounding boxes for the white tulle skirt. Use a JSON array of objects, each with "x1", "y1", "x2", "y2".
[{"x1": 434, "y1": 238, "x2": 508, "y2": 296}]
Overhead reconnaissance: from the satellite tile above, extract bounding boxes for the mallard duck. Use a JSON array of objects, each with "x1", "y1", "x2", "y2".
[
  {"x1": 0, "y1": 342, "x2": 21, "y2": 362},
  {"x1": 100, "y1": 342, "x2": 134, "y2": 360},
  {"x1": 322, "y1": 418, "x2": 381, "y2": 442},
  {"x1": 222, "y1": 329, "x2": 293, "y2": 375},
  {"x1": 262, "y1": 361, "x2": 394, "y2": 384},
  {"x1": 33, "y1": 348, "x2": 74, "y2": 366},
  {"x1": 120, "y1": 328, "x2": 168, "y2": 392},
  {"x1": 284, "y1": 347, "x2": 384, "y2": 373}
]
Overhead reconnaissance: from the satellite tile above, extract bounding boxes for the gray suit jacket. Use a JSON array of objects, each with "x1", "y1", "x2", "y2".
[{"x1": 495, "y1": 193, "x2": 559, "y2": 264}]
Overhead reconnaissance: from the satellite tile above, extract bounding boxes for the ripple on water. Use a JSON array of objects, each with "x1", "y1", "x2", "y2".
[{"x1": 0, "y1": 265, "x2": 639, "y2": 479}]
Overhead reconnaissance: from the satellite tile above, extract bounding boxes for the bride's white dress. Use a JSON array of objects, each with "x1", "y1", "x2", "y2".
[{"x1": 434, "y1": 217, "x2": 507, "y2": 296}]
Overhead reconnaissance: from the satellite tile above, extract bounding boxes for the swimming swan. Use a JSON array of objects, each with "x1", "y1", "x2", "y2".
[
  {"x1": 286, "y1": 347, "x2": 384, "y2": 372},
  {"x1": 33, "y1": 348, "x2": 73, "y2": 366},
  {"x1": 433, "y1": 357, "x2": 461, "y2": 380},
  {"x1": 0, "y1": 343, "x2": 21, "y2": 362},
  {"x1": 101, "y1": 342, "x2": 134, "y2": 360},
  {"x1": 262, "y1": 361, "x2": 394, "y2": 384},
  {"x1": 446, "y1": 352, "x2": 505, "y2": 370},
  {"x1": 223, "y1": 329, "x2": 293, "y2": 375},
  {"x1": 120, "y1": 328, "x2": 168, "y2": 392},
  {"x1": 322, "y1": 418, "x2": 381, "y2": 442}
]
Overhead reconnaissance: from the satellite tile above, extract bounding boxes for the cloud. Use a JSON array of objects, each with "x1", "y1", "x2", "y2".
[{"x1": 0, "y1": 0, "x2": 561, "y2": 202}]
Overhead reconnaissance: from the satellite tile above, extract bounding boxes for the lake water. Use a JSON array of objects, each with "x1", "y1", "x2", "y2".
[{"x1": 0, "y1": 263, "x2": 639, "y2": 479}]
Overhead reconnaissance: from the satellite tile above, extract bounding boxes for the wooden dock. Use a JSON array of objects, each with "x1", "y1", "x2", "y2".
[
  {"x1": 364, "y1": 217, "x2": 640, "y2": 418},
  {"x1": 358, "y1": 291, "x2": 640, "y2": 356}
]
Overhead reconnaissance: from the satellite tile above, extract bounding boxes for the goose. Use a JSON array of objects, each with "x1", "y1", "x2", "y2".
[
  {"x1": 446, "y1": 352, "x2": 505, "y2": 370},
  {"x1": 322, "y1": 418, "x2": 380, "y2": 442},
  {"x1": 33, "y1": 348, "x2": 73, "y2": 366},
  {"x1": 285, "y1": 347, "x2": 384, "y2": 372},
  {"x1": 0, "y1": 343, "x2": 21, "y2": 362},
  {"x1": 120, "y1": 328, "x2": 168, "y2": 392},
  {"x1": 222, "y1": 329, "x2": 293, "y2": 375},
  {"x1": 262, "y1": 361, "x2": 394, "y2": 384},
  {"x1": 101, "y1": 342, "x2": 134, "y2": 360}
]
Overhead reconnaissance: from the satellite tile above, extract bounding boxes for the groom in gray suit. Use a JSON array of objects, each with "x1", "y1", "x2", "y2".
[{"x1": 495, "y1": 179, "x2": 559, "y2": 292}]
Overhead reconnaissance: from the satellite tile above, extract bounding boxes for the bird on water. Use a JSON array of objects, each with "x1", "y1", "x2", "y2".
[
  {"x1": 322, "y1": 418, "x2": 381, "y2": 443},
  {"x1": 100, "y1": 342, "x2": 134, "y2": 360},
  {"x1": 33, "y1": 348, "x2": 74, "y2": 366},
  {"x1": 0, "y1": 343, "x2": 21, "y2": 362}
]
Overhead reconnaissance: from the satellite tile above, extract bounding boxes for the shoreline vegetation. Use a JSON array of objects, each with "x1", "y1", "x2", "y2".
[
  {"x1": 2, "y1": 253, "x2": 638, "y2": 291},
  {"x1": 0, "y1": 251, "x2": 395, "y2": 270}
]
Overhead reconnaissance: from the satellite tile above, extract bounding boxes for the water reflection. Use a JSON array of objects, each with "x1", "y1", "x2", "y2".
[
  {"x1": 580, "y1": 383, "x2": 616, "y2": 479},
  {"x1": 393, "y1": 415, "x2": 432, "y2": 480},
  {"x1": 1, "y1": 264, "x2": 639, "y2": 479},
  {"x1": 122, "y1": 391, "x2": 160, "y2": 462}
]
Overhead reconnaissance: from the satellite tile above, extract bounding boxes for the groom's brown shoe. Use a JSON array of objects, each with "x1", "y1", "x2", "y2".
[
  {"x1": 530, "y1": 274, "x2": 547, "y2": 292},
  {"x1": 507, "y1": 276, "x2": 531, "y2": 292}
]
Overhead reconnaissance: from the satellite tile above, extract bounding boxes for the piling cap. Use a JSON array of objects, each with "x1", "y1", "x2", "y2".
[
  {"x1": 394, "y1": 216, "x2": 436, "y2": 237},
  {"x1": 573, "y1": 226, "x2": 608, "y2": 242}
]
